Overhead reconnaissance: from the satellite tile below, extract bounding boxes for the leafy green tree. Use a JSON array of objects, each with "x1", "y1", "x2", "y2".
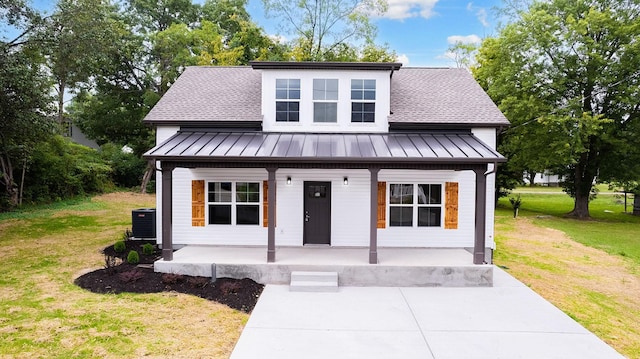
[
  {"x1": 0, "y1": 1, "x2": 54, "y2": 208},
  {"x1": 42, "y1": 0, "x2": 123, "y2": 128},
  {"x1": 263, "y1": 0, "x2": 387, "y2": 61},
  {"x1": 474, "y1": 0, "x2": 640, "y2": 219}
]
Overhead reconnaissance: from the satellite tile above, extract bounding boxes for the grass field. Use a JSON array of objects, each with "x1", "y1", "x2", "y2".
[
  {"x1": 0, "y1": 193, "x2": 248, "y2": 359},
  {"x1": 496, "y1": 190, "x2": 640, "y2": 358},
  {"x1": 1, "y1": 190, "x2": 638, "y2": 357}
]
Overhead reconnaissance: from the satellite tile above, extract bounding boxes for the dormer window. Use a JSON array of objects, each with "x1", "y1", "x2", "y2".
[
  {"x1": 351, "y1": 79, "x2": 376, "y2": 123},
  {"x1": 313, "y1": 79, "x2": 338, "y2": 123},
  {"x1": 276, "y1": 79, "x2": 300, "y2": 122}
]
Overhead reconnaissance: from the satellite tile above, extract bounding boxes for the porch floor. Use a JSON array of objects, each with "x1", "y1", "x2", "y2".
[{"x1": 154, "y1": 246, "x2": 493, "y2": 287}]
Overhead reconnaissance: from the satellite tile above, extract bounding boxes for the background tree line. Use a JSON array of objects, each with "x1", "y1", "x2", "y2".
[
  {"x1": 472, "y1": 0, "x2": 640, "y2": 218},
  {"x1": 0, "y1": 0, "x2": 395, "y2": 211}
]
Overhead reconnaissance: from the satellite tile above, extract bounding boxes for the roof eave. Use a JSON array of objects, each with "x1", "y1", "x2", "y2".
[{"x1": 250, "y1": 61, "x2": 403, "y2": 71}]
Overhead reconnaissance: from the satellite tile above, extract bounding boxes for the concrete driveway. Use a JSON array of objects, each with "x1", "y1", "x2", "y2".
[{"x1": 230, "y1": 268, "x2": 624, "y2": 359}]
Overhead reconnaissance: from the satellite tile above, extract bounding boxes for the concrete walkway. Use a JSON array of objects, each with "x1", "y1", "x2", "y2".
[{"x1": 230, "y1": 268, "x2": 624, "y2": 359}]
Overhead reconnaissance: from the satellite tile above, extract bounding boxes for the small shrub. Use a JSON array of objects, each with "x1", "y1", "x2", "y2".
[
  {"x1": 142, "y1": 243, "x2": 154, "y2": 255},
  {"x1": 104, "y1": 255, "x2": 118, "y2": 275},
  {"x1": 114, "y1": 240, "x2": 126, "y2": 253},
  {"x1": 118, "y1": 269, "x2": 145, "y2": 283},
  {"x1": 122, "y1": 229, "x2": 132, "y2": 242},
  {"x1": 127, "y1": 250, "x2": 140, "y2": 264}
]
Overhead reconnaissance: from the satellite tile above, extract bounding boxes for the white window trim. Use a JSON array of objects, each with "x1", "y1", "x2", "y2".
[
  {"x1": 313, "y1": 78, "x2": 339, "y2": 123},
  {"x1": 207, "y1": 181, "x2": 262, "y2": 226},
  {"x1": 351, "y1": 79, "x2": 376, "y2": 123},
  {"x1": 388, "y1": 183, "x2": 444, "y2": 228}
]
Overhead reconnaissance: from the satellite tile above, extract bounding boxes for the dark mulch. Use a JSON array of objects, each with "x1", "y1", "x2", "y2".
[{"x1": 75, "y1": 240, "x2": 263, "y2": 313}]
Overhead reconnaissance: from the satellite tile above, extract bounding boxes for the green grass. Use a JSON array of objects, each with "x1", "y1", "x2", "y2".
[
  {"x1": 0, "y1": 192, "x2": 248, "y2": 358},
  {"x1": 499, "y1": 193, "x2": 640, "y2": 264}
]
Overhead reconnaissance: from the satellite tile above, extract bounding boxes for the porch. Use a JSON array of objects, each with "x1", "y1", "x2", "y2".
[{"x1": 154, "y1": 246, "x2": 493, "y2": 287}]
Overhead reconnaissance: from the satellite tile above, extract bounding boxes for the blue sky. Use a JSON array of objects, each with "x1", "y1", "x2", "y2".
[
  {"x1": 16, "y1": 0, "x2": 504, "y2": 67},
  {"x1": 245, "y1": 0, "x2": 504, "y2": 67}
]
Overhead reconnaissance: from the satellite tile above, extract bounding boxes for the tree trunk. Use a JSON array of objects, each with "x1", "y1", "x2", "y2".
[
  {"x1": 140, "y1": 163, "x2": 154, "y2": 194},
  {"x1": 57, "y1": 79, "x2": 66, "y2": 131},
  {"x1": 567, "y1": 146, "x2": 598, "y2": 219},
  {"x1": 0, "y1": 154, "x2": 18, "y2": 207},
  {"x1": 633, "y1": 195, "x2": 640, "y2": 216}
]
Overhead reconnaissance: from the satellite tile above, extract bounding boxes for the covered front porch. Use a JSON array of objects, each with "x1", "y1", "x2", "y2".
[
  {"x1": 145, "y1": 130, "x2": 507, "y2": 270},
  {"x1": 154, "y1": 246, "x2": 493, "y2": 287}
]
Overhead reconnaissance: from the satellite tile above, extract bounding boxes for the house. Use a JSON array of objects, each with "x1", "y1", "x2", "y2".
[{"x1": 143, "y1": 62, "x2": 509, "y2": 269}]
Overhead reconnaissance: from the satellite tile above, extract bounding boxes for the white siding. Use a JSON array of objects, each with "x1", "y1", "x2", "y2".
[
  {"x1": 171, "y1": 168, "x2": 268, "y2": 246},
  {"x1": 160, "y1": 167, "x2": 481, "y2": 248},
  {"x1": 472, "y1": 127, "x2": 498, "y2": 249},
  {"x1": 378, "y1": 170, "x2": 476, "y2": 247},
  {"x1": 261, "y1": 70, "x2": 391, "y2": 133},
  {"x1": 155, "y1": 126, "x2": 180, "y2": 245}
]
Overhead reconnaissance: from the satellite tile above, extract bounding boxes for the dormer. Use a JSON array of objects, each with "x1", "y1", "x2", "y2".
[{"x1": 251, "y1": 62, "x2": 402, "y2": 133}]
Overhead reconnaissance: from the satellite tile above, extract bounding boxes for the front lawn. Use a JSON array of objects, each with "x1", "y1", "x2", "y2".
[
  {"x1": 495, "y1": 193, "x2": 640, "y2": 357},
  {"x1": 0, "y1": 193, "x2": 249, "y2": 358}
]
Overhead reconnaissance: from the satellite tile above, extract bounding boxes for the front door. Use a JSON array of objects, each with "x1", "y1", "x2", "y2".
[{"x1": 303, "y1": 181, "x2": 331, "y2": 245}]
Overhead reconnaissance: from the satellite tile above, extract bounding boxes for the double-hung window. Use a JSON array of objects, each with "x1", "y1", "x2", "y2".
[
  {"x1": 313, "y1": 79, "x2": 338, "y2": 123},
  {"x1": 351, "y1": 79, "x2": 375, "y2": 123},
  {"x1": 208, "y1": 182, "x2": 260, "y2": 225},
  {"x1": 389, "y1": 184, "x2": 442, "y2": 227},
  {"x1": 276, "y1": 79, "x2": 300, "y2": 122}
]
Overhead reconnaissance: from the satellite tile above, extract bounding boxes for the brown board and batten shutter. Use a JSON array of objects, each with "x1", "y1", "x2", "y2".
[
  {"x1": 192, "y1": 180, "x2": 205, "y2": 227},
  {"x1": 444, "y1": 182, "x2": 459, "y2": 229},
  {"x1": 263, "y1": 181, "x2": 268, "y2": 227},
  {"x1": 377, "y1": 182, "x2": 386, "y2": 228}
]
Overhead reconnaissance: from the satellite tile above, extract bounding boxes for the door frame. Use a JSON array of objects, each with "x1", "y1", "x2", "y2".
[{"x1": 303, "y1": 181, "x2": 332, "y2": 245}]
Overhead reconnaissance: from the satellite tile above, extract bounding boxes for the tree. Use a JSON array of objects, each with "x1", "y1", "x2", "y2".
[
  {"x1": 0, "y1": 48, "x2": 55, "y2": 208},
  {"x1": 263, "y1": 0, "x2": 387, "y2": 61},
  {"x1": 41, "y1": 0, "x2": 123, "y2": 128},
  {"x1": 474, "y1": 0, "x2": 640, "y2": 219}
]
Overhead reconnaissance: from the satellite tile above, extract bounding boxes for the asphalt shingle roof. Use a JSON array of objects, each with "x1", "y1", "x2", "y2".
[
  {"x1": 389, "y1": 68, "x2": 509, "y2": 126},
  {"x1": 143, "y1": 65, "x2": 509, "y2": 127},
  {"x1": 144, "y1": 66, "x2": 262, "y2": 124}
]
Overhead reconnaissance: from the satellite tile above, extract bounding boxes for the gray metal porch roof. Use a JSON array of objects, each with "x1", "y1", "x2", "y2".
[{"x1": 144, "y1": 131, "x2": 505, "y2": 165}]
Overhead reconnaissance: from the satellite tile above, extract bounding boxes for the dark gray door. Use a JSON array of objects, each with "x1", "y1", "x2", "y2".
[{"x1": 303, "y1": 181, "x2": 331, "y2": 245}]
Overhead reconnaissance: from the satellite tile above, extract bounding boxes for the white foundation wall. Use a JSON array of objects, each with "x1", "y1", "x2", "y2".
[{"x1": 378, "y1": 170, "x2": 476, "y2": 247}]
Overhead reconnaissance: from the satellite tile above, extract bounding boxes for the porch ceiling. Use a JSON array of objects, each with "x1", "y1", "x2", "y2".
[{"x1": 144, "y1": 131, "x2": 506, "y2": 166}]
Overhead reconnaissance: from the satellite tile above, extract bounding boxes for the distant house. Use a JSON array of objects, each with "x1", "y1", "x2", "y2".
[
  {"x1": 143, "y1": 62, "x2": 509, "y2": 266},
  {"x1": 523, "y1": 171, "x2": 564, "y2": 187}
]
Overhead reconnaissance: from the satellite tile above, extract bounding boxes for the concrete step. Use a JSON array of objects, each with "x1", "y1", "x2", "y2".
[{"x1": 290, "y1": 271, "x2": 338, "y2": 292}]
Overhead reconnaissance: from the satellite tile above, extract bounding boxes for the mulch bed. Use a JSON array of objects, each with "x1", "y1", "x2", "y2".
[{"x1": 74, "y1": 240, "x2": 264, "y2": 313}]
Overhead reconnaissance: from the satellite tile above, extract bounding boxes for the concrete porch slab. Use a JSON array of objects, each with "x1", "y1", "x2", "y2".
[{"x1": 154, "y1": 246, "x2": 493, "y2": 287}]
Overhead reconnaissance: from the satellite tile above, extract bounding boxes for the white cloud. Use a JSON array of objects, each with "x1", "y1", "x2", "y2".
[
  {"x1": 466, "y1": 2, "x2": 489, "y2": 27},
  {"x1": 268, "y1": 34, "x2": 287, "y2": 43},
  {"x1": 383, "y1": 0, "x2": 439, "y2": 20},
  {"x1": 447, "y1": 34, "x2": 482, "y2": 45},
  {"x1": 396, "y1": 54, "x2": 410, "y2": 65}
]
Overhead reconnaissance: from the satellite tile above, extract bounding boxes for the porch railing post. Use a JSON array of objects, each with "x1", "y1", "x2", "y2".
[
  {"x1": 161, "y1": 163, "x2": 176, "y2": 261},
  {"x1": 267, "y1": 167, "x2": 277, "y2": 263},
  {"x1": 369, "y1": 167, "x2": 380, "y2": 264},
  {"x1": 473, "y1": 166, "x2": 487, "y2": 264}
]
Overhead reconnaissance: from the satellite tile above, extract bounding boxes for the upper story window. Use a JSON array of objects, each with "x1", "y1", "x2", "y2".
[
  {"x1": 313, "y1": 79, "x2": 338, "y2": 123},
  {"x1": 275, "y1": 79, "x2": 300, "y2": 122},
  {"x1": 351, "y1": 79, "x2": 376, "y2": 123}
]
